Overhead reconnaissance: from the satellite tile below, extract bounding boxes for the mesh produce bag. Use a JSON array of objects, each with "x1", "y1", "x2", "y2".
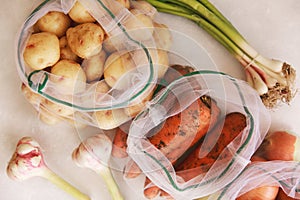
[
  {"x1": 16, "y1": 0, "x2": 166, "y2": 129},
  {"x1": 126, "y1": 71, "x2": 272, "y2": 199}
]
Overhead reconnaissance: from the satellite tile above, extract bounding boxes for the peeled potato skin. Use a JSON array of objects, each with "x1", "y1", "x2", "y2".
[
  {"x1": 68, "y1": 1, "x2": 96, "y2": 23},
  {"x1": 36, "y1": 11, "x2": 71, "y2": 37},
  {"x1": 66, "y1": 23, "x2": 105, "y2": 59},
  {"x1": 23, "y1": 32, "x2": 60, "y2": 70}
]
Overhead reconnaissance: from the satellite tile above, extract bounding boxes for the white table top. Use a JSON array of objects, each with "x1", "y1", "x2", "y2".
[{"x1": 1, "y1": 0, "x2": 300, "y2": 199}]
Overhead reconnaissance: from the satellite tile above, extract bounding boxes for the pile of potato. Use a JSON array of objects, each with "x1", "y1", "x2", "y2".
[{"x1": 22, "y1": 0, "x2": 173, "y2": 129}]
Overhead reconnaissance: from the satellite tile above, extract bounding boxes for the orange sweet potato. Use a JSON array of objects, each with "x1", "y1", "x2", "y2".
[
  {"x1": 175, "y1": 112, "x2": 247, "y2": 181},
  {"x1": 125, "y1": 96, "x2": 221, "y2": 178},
  {"x1": 112, "y1": 127, "x2": 129, "y2": 158}
]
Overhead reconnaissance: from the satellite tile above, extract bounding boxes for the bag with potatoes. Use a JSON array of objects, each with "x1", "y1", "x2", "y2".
[{"x1": 17, "y1": 0, "x2": 172, "y2": 129}]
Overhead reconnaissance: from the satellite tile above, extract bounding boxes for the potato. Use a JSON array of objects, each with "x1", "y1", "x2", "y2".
[
  {"x1": 65, "y1": 112, "x2": 92, "y2": 129},
  {"x1": 59, "y1": 36, "x2": 68, "y2": 48},
  {"x1": 123, "y1": 9, "x2": 154, "y2": 41},
  {"x1": 66, "y1": 23, "x2": 105, "y2": 59},
  {"x1": 35, "y1": 11, "x2": 71, "y2": 37},
  {"x1": 68, "y1": 1, "x2": 96, "y2": 23},
  {"x1": 94, "y1": 80, "x2": 111, "y2": 102},
  {"x1": 115, "y1": 0, "x2": 130, "y2": 9},
  {"x1": 92, "y1": 108, "x2": 130, "y2": 130},
  {"x1": 102, "y1": 34, "x2": 126, "y2": 53},
  {"x1": 42, "y1": 98, "x2": 74, "y2": 117},
  {"x1": 124, "y1": 87, "x2": 155, "y2": 117},
  {"x1": 133, "y1": 49, "x2": 169, "y2": 78},
  {"x1": 59, "y1": 36, "x2": 80, "y2": 62},
  {"x1": 130, "y1": 1, "x2": 156, "y2": 19},
  {"x1": 23, "y1": 32, "x2": 60, "y2": 70},
  {"x1": 21, "y1": 83, "x2": 45, "y2": 107},
  {"x1": 81, "y1": 80, "x2": 110, "y2": 105},
  {"x1": 82, "y1": 50, "x2": 106, "y2": 82},
  {"x1": 95, "y1": 80, "x2": 110, "y2": 92},
  {"x1": 153, "y1": 22, "x2": 173, "y2": 51},
  {"x1": 103, "y1": 51, "x2": 136, "y2": 88},
  {"x1": 51, "y1": 59, "x2": 87, "y2": 94},
  {"x1": 39, "y1": 106, "x2": 63, "y2": 125}
]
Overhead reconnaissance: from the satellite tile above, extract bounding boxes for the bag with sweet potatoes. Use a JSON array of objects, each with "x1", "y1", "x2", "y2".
[{"x1": 123, "y1": 70, "x2": 300, "y2": 199}]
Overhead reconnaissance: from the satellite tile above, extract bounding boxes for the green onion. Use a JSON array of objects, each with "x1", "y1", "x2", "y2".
[{"x1": 144, "y1": 0, "x2": 296, "y2": 108}]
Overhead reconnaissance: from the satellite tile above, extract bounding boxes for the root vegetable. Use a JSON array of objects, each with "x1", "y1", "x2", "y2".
[
  {"x1": 236, "y1": 186, "x2": 279, "y2": 200},
  {"x1": 38, "y1": 106, "x2": 64, "y2": 125},
  {"x1": 35, "y1": 11, "x2": 71, "y2": 37},
  {"x1": 276, "y1": 188, "x2": 295, "y2": 200},
  {"x1": 102, "y1": 35, "x2": 126, "y2": 53},
  {"x1": 23, "y1": 32, "x2": 60, "y2": 70},
  {"x1": 143, "y1": 177, "x2": 160, "y2": 199},
  {"x1": 59, "y1": 36, "x2": 80, "y2": 62},
  {"x1": 133, "y1": 48, "x2": 169, "y2": 78},
  {"x1": 72, "y1": 134, "x2": 124, "y2": 200},
  {"x1": 7, "y1": 137, "x2": 90, "y2": 200},
  {"x1": 66, "y1": 23, "x2": 105, "y2": 59},
  {"x1": 82, "y1": 50, "x2": 107, "y2": 82},
  {"x1": 125, "y1": 97, "x2": 221, "y2": 178},
  {"x1": 175, "y1": 112, "x2": 247, "y2": 181},
  {"x1": 123, "y1": 9, "x2": 154, "y2": 41},
  {"x1": 152, "y1": 22, "x2": 173, "y2": 51},
  {"x1": 116, "y1": 0, "x2": 130, "y2": 9},
  {"x1": 256, "y1": 130, "x2": 300, "y2": 161},
  {"x1": 235, "y1": 155, "x2": 280, "y2": 200},
  {"x1": 112, "y1": 127, "x2": 129, "y2": 158},
  {"x1": 21, "y1": 83, "x2": 45, "y2": 107},
  {"x1": 42, "y1": 97, "x2": 75, "y2": 117},
  {"x1": 112, "y1": 64, "x2": 195, "y2": 159},
  {"x1": 124, "y1": 86, "x2": 155, "y2": 118},
  {"x1": 50, "y1": 59, "x2": 87, "y2": 94},
  {"x1": 163, "y1": 65, "x2": 195, "y2": 85},
  {"x1": 68, "y1": 1, "x2": 96, "y2": 23},
  {"x1": 103, "y1": 51, "x2": 136, "y2": 88},
  {"x1": 92, "y1": 108, "x2": 130, "y2": 130},
  {"x1": 130, "y1": 1, "x2": 157, "y2": 19}
]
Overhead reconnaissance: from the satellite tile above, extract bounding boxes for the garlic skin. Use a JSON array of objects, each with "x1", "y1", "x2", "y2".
[{"x1": 7, "y1": 137, "x2": 46, "y2": 181}]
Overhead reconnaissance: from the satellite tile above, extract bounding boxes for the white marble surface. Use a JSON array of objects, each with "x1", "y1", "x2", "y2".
[{"x1": 0, "y1": 0, "x2": 300, "y2": 200}]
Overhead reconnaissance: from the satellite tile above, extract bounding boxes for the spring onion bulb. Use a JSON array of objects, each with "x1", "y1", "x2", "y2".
[{"x1": 144, "y1": 0, "x2": 296, "y2": 108}]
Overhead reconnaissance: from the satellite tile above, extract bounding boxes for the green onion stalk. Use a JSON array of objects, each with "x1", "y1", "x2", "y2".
[{"x1": 144, "y1": 0, "x2": 296, "y2": 108}]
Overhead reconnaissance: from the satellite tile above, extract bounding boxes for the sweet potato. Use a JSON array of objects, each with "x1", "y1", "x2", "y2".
[
  {"x1": 112, "y1": 127, "x2": 129, "y2": 158},
  {"x1": 276, "y1": 188, "x2": 295, "y2": 200},
  {"x1": 146, "y1": 112, "x2": 247, "y2": 199},
  {"x1": 175, "y1": 112, "x2": 247, "y2": 181},
  {"x1": 125, "y1": 96, "x2": 221, "y2": 178},
  {"x1": 143, "y1": 177, "x2": 160, "y2": 199},
  {"x1": 163, "y1": 65, "x2": 195, "y2": 84},
  {"x1": 112, "y1": 65, "x2": 195, "y2": 159},
  {"x1": 149, "y1": 97, "x2": 220, "y2": 164}
]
